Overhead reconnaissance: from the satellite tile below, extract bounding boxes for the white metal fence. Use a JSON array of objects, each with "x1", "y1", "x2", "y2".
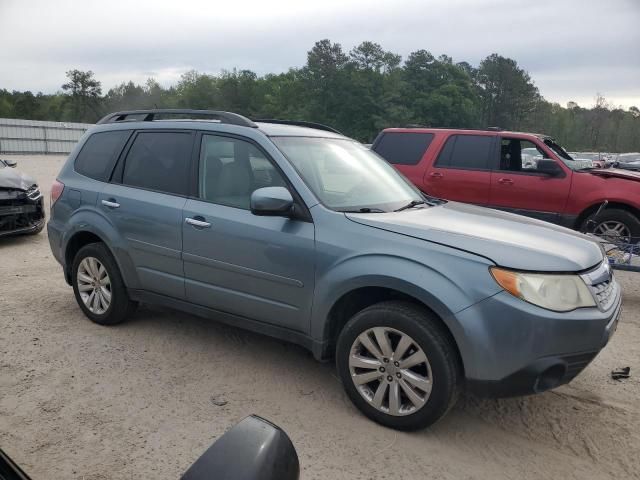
[{"x1": 0, "y1": 118, "x2": 92, "y2": 155}]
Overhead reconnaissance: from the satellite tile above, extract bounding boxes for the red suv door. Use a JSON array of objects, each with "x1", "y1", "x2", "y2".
[
  {"x1": 489, "y1": 136, "x2": 572, "y2": 222},
  {"x1": 423, "y1": 133, "x2": 495, "y2": 205}
]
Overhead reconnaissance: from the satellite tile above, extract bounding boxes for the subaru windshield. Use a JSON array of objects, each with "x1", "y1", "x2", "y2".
[{"x1": 272, "y1": 136, "x2": 426, "y2": 212}]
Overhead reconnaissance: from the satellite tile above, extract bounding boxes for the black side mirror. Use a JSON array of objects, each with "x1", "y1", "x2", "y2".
[
  {"x1": 250, "y1": 187, "x2": 294, "y2": 217},
  {"x1": 0, "y1": 448, "x2": 32, "y2": 480},
  {"x1": 536, "y1": 159, "x2": 563, "y2": 176},
  {"x1": 3, "y1": 159, "x2": 17, "y2": 168},
  {"x1": 181, "y1": 415, "x2": 299, "y2": 480}
]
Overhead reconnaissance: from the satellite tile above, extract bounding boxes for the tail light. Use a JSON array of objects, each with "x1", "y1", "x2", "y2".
[{"x1": 51, "y1": 179, "x2": 65, "y2": 208}]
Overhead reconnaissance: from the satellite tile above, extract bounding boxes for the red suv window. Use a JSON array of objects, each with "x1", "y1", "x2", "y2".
[
  {"x1": 435, "y1": 134, "x2": 494, "y2": 170},
  {"x1": 374, "y1": 132, "x2": 434, "y2": 165}
]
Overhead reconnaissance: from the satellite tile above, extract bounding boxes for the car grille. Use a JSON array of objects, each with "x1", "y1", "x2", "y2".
[
  {"x1": 581, "y1": 260, "x2": 618, "y2": 311},
  {"x1": 26, "y1": 186, "x2": 42, "y2": 201},
  {"x1": 591, "y1": 278, "x2": 617, "y2": 311}
]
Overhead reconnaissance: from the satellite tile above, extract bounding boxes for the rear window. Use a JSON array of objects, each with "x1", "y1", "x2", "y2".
[
  {"x1": 435, "y1": 134, "x2": 493, "y2": 170},
  {"x1": 122, "y1": 132, "x2": 192, "y2": 195},
  {"x1": 373, "y1": 132, "x2": 434, "y2": 165},
  {"x1": 74, "y1": 130, "x2": 130, "y2": 181}
]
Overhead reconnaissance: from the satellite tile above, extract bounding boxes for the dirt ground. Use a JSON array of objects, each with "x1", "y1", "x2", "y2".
[{"x1": 1, "y1": 155, "x2": 639, "y2": 480}]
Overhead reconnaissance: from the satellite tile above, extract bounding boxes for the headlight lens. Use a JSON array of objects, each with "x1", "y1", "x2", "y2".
[{"x1": 490, "y1": 267, "x2": 596, "y2": 312}]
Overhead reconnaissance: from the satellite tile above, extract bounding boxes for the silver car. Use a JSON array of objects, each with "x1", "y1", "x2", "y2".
[{"x1": 48, "y1": 110, "x2": 621, "y2": 430}]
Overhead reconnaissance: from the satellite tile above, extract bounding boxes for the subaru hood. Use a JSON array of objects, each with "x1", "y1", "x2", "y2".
[
  {"x1": 346, "y1": 202, "x2": 603, "y2": 272},
  {"x1": 0, "y1": 166, "x2": 37, "y2": 191}
]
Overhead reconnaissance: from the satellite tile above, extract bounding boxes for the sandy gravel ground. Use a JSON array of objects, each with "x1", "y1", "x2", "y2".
[{"x1": 1, "y1": 155, "x2": 639, "y2": 480}]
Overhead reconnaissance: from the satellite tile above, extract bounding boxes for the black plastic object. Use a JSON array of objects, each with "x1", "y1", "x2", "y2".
[
  {"x1": 536, "y1": 159, "x2": 564, "y2": 176},
  {"x1": 611, "y1": 367, "x2": 630, "y2": 380},
  {"x1": 97, "y1": 110, "x2": 258, "y2": 128},
  {"x1": 181, "y1": 415, "x2": 299, "y2": 480},
  {"x1": 0, "y1": 449, "x2": 32, "y2": 480},
  {"x1": 253, "y1": 118, "x2": 342, "y2": 134}
]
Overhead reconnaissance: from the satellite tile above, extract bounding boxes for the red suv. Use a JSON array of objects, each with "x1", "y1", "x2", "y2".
[{"x1": 372, "y1": 128, "x2": 640, "y2": 241}]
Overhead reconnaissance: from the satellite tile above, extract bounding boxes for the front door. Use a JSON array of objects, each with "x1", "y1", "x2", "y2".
[
  {"x1": 98, "y1": 130, "x2": 194, "y2": 299},
  {"x1": 182, "y1": 133, "x2": 315, "y2": 333},
  {"x1": 489, "y1": 137, "x2": 572, "y2": 223}
]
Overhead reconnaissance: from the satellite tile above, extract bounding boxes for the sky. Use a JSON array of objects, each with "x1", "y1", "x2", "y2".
[{"x1": 0, "y1": 0, "x2": 638, "y2": 109}]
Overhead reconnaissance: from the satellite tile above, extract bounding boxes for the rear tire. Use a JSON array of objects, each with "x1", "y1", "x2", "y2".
[
  {"x1": 336, "y1": 301, "x2": 461, "y2": 431},
  {"x1": 71, "y1": 243, "x2": 137, "y2": 325}
]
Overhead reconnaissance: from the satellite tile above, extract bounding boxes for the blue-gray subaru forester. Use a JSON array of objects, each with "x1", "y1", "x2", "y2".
[{"x1": 47, "y1": 110, "x2": 621, "y2": 430}]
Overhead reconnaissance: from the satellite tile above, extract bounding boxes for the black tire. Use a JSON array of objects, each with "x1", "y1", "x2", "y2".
[
  {"x1": 336, "y1": 301, "x2": 461, "y2": 431},
  {"x1": 581, "y1": 208, "x2": 640, "y2": 242},
  {"x1": 71, "y1": 243, "x2": 137, "y2": 325}
]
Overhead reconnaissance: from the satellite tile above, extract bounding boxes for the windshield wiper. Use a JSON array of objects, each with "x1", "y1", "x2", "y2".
[
  {"x1": 339, "y1": 207, "x2": 386, "y2": 213},
  {"x1": 394, "y1": 200, "x2": 427, "y2": 212}
]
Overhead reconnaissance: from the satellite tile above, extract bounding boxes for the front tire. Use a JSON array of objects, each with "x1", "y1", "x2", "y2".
[
  {"x1": 582, "y1": 208, "x2": 640, "y2": 243},
  {"x1": 336, "y1": 301, "x2": 460, "y2": 431},
  {"x1": 71, "y1": 243, "x2": 137, "y2": 325}
]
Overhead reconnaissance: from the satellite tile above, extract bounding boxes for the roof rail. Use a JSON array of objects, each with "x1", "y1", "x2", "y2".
[
  {"x1": 253, "y1": 119, "x2": 342, "y2": 134},
  {"x1": 97, "y1": 109, "x2": 258, "y2": 128},
  {"x1": 400, "y1": 125, "x2": 504, "y2": 132}
]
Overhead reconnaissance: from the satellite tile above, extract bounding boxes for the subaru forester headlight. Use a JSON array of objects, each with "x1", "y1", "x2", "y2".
[{"x1": 490, "y1": 267, "x2": 596, "y2": 312}]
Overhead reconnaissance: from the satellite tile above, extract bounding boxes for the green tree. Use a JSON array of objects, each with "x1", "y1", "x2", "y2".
[
  {"x1": 301, "y1": 39, "x2": 349, "y2": 124},
  {"x1": 477, "y1": 54, "x2": 538, "y2": 129},
  {"x1": 402, "y1": 50, "x2": 479, "y2": 128},
  {"x1": 0, "y1": 39, "x2": 637, "y2": 152},
  {"x1": 61, "y1": 69, "x2": 102, "y2": 122}
]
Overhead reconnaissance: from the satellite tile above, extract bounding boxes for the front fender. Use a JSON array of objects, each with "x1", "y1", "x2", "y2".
[
  {"x1": 310, "y1": 253, "x2": 500, "y2": 361},
  {"x1": 61, "y1": 207, "x2": 140, "y2": 289}
]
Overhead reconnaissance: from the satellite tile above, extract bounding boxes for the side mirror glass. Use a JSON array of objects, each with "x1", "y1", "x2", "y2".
[
  {"x1": 181, "y1": 415, "x2": 299, "y2": 480},
  {"x1": 4, "y1": 159, "x2": 17, "y2": 168},
  {"x1": 250, "y1": 187, "x2": 294, "y2": 217},
  {"x1": 536, "y1": 159, "x2": 562, "y2": 176}
]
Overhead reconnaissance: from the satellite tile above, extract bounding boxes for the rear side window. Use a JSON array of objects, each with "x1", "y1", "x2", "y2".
[
  {"x1": 122, "y1": 132, "x2": 193, "y2": 195},
  {"x1": 74, "y1": 130, "x2": 130, "y2": 181},
  {"x1": 435, "y1": 134, "x2": 493, "y2": 170},
  {"x1": 373, "y1": 132, "x2": 434, "y2": 165}
]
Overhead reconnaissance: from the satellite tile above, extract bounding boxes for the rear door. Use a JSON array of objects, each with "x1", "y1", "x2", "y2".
[
  {"x1": 181, "y1": 133, "x2": 315, "y2": 333},
  {"x1": 98, "y1": 130, "x2": 194, "y2": 299},
  {"x1": 423, "y1": 133, "x2": 495, "y2": 205},
  {"x1": 489, "y1": 136, "x2": 572, "y2": 222}
]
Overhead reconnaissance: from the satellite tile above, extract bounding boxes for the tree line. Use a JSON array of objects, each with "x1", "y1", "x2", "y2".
[{"x1": 1, "y1": 39, "x2": 638, "y2": 152}]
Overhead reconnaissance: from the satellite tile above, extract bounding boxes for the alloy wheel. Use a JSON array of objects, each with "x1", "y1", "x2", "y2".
[
  {"x1": 594, "y1": 220, "x2": 631, "y2": 243},
  {"x1": 77, "y1": 257, "x2": 112, "y2": 315},
  {"x1": 348, "y1": 327, "x2": 433, "y2": 416}
]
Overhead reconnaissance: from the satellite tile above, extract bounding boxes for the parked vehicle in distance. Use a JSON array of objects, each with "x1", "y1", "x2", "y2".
[
  {"x1": 614, "y1": 152, "x2": 640, "y2": 172},
  {"x1": 568, "y1": 152, "x2": 606, "y2": 168},
  {"x1": 372, "y1": 128, "x2": 640, "y2": 242},
  {"x1": 48, "y1": 110, "x2": 620, "y2": 430},
  {"x1": 0, "y1": 158, "x2": 45, "y2": 237}
]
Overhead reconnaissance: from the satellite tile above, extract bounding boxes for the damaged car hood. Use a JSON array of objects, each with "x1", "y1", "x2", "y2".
[
  {"x1": 346, "y1": 202, "x2": 603, "y2": 272},
  {"x1": 0, "y1": 167, "x2": 37, "y2": 191},
  {"x1": 586, "y1": 168, "x2": 640, "y2": 181}
]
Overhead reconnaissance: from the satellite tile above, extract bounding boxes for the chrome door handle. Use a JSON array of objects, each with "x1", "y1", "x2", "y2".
[
  {"x1": 101, "y1": 199, "x2": 120, "y2": 208},
  {"x1": 185, "y1": 217, "x2": 211, "y2": 228}
]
